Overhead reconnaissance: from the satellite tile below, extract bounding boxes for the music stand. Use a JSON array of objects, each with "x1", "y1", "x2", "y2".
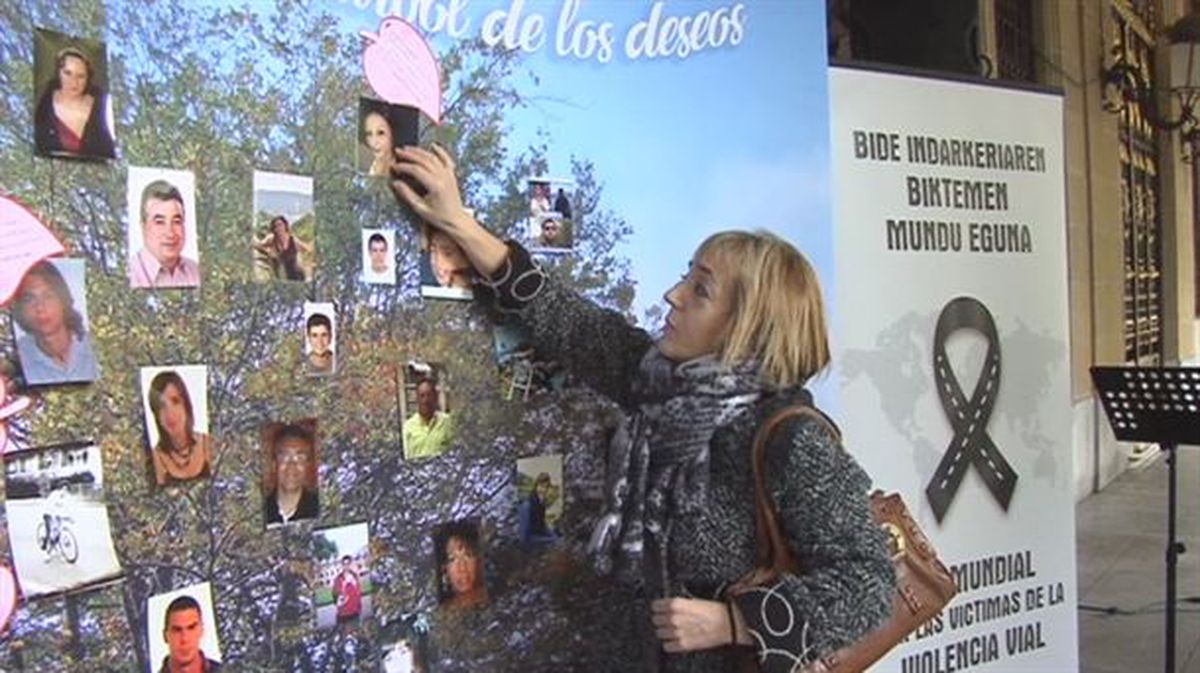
[{"x1": 1091, "y1": 366, "x2": 1200, "y2": 673}]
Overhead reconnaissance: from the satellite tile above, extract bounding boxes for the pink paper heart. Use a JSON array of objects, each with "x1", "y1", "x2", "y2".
[
  {"x1": 0, "y1": 372, "x2": 33, "y2": 455},
  {"x1": 0, "y1": 195, "x2": 66, "y2": 307},
  {"x1": 0, "y1": 564, "x2": 15, "y2": 634},
  {"x1": 361, "y1": 17, "x2": 442, "y2": 124}
]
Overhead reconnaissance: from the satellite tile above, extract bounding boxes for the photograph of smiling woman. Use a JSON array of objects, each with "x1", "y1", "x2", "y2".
[
  {"x1": 32, "y1": 28, "x2": 116, "y2": 160},
  {"x1": 139, "y1": 365, "x2": 212, "y2": 488},
  {"x1": 358, "y1": 97, "x2": 419, "y2": 177}
]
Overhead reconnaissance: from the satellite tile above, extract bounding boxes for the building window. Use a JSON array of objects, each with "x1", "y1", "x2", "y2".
[
  {"x1": 1112, "y1": 3, "x2": 1164, "y2": 363},
  {"x1": 994, "y1": 0, "x2": 1035, "y2": 82}
]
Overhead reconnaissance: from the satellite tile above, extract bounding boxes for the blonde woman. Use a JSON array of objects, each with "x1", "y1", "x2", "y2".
[{"x1": 391, "y1": 146, "x2": 896, "y2": 672}]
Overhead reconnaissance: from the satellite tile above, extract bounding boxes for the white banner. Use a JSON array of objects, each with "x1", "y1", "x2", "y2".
[{"x1": 830, "y1": 66, "x2": 1077, "y2": 672}]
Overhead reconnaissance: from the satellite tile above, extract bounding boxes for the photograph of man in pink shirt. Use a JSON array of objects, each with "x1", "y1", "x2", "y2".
[{"x1": 128, "y1": 175, "x2": 200, "y2": 289}]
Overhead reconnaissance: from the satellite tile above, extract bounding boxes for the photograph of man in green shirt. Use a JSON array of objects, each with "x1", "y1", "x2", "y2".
[{"x1": 402, "y1": 377, "x2": 454, "y2": 460}]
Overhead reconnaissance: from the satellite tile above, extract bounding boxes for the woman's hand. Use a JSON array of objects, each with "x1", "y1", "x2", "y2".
[
  {"x1": 390, "y1": 144, "x2": 509, "y2": 276},
  {"x1": 651, "y1": 597, "x2": 751, "y2": 653},
  {"x1": 391, "y1": 144, "x2": 469, "y2": 234}
]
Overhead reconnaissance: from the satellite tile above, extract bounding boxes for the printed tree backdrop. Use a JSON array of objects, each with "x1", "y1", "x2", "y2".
[{"x1": 0, "y1": 0, "x2": 648, "y2": 670}]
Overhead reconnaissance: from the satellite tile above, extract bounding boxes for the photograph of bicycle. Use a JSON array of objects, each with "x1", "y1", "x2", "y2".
[{"x1": 3, "y1": 441, "x2": 122, "y2": 597}]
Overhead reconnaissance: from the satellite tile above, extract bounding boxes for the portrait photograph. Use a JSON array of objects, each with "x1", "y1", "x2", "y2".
[
  {"x1": 303, "y1": 301, "x2": 336, "y2": 377},
  {"x1": 358, "y1": 97, "x2": 420, "y2": 178},
  {"x1": 146, "y1": 581, "x2": 222, "y2": 673},
  {"x1": 380, "y1": 614, "x2": 430, "y2": 673},
  {"x1": 261, "y1": 418, "x2": 320, "y2": 529},
  {"x1": 400, "y1": 361, "x2": 453, "y2": 461},
  {"x1": 126, "y1": 165, "x2": 200, "y2": 289},
  {"x1": 418, "y1": 225, "x2": 473, "y2": 301},
  {"x1": 313, "y1": 521, "x2": 373, "y2": 630},
  {"x1": 10, "y1": 257, "x2": 100, "y2": 386},
  {"x1": 516, "y1": 454, "x2": 564, "y2": 547},
  {"x1": 432, "y1": 519, "x2": 488, "y2": 612},
  {"x1": 525, "y1": 177, "x2": 574, "y2": 220},
  {"x1": 528, "y1": 213, "x2": 574, "y2": 254},
  {"x1": 32, "y1": 28, "x2": 116, "y2": 160},
  {"x1": 139, "y1": 365, "x2": 212, "y2": 488},
  {"x1": 526, "y1": 178, "x2": 575, "y2": 253},
  {"x1": 361, "y1": 228, "x2": 396, "y2": 285},
  {"x1": 252, "y1": 170, "x2": 315, "y2": 283},
  {"x1": 3, "y1": 441, "x2": 123, "y2": 598}
]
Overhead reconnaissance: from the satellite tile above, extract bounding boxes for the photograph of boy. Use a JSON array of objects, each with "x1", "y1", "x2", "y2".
[
  {"x1": 252, "y1": 171, "x2": 315, "y2": 282},
  {"x1": 418, "y1": 225, "x2": 473, "y2": 301},
  {"x1": 140, "y1": 365, "x2": 213, "y2": 488},
  {"x1": 127, "y1": 166, "x2": 200, "y2": 289},
  {"x1": 146, "y1": 582, "x2": 223, "y2": 673},
  {"x1": 303, "y1": 302, "x2": 336, "y2": 376},
  {"x1": 516, "y1": 454, "x2": 564, "y2": 546},
  {"x1": 33, "y1": 28, "x2": 116, "y2": 160},
  {"x1": 358, "y1": 97, "x2": 420, "y2": 177},
  {"x1": 261, "y1": 419, "x2": 320, "y2": 527},
  {"x1": 10, "y1": 258, "x2": 100, "y2": 385},
  {"x1": 432, "y1": 519, "x2": 487, "y2": 612},
  {"x1": 313, "y1": 522, "x2": 373, "y2": 630},
  {"x1": 401, "y1": 363, "x2": 454, "y2": 461},
  {"x1": 3, "y1": 442, "x2": 123, "y2": 598},
  {"x1": 361, "y1": 229, "x2": 395, "y2": 285}
]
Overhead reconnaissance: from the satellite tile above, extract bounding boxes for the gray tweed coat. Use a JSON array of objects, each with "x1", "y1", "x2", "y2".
[{"x1": 482, "y1": 243, "x2": 896, "y2": 673}]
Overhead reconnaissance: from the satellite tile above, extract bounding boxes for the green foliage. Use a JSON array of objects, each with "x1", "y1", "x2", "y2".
[{"x1": 0, "y1": 0, "x2": 640, "y2": 670}]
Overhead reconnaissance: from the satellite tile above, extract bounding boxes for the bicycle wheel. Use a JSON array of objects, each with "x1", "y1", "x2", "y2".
[{"x1": 59, "y1": 528, "x2": 79, "y2": 564}]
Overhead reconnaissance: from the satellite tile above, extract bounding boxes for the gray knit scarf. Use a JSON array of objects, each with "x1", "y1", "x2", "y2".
[{"x1": 588, "y1": 347, "x2": 763, "y2": 592}]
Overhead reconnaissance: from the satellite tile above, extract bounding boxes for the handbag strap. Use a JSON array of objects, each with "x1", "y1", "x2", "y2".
[{"x1": 749, "y1": 405, "x2": 843, "y2": 574}]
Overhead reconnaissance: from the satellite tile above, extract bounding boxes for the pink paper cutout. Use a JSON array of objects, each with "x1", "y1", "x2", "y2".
[
  {"x1": 0, "y1": 564, "x2": 14, "y2": 634},
  {"x1": 361, "y1": 17, "x2": 442, "y2": 124},
  {"x1": 0, "y1": 195, "x2": 66, "y2": 307},
  {"x1": 0, "y1": 372, "x2": 33, "y2": 455}
]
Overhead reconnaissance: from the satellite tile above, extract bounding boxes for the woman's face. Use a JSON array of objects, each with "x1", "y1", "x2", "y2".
[
  {"x1": 271, "y1": 218, "x2": 290, "y2": 241},
  {"x1": 444, "y1": 536, "x2": 479, "y2": 595},
  {"x1": 58, "y1": 55, "x2": 89, "y2": 98},
  {"x1": 18, "y1": 275, "x2": 67, "y2": 339},
  {"x1": 429, "y1": 232, "x2": 470, "y2": 288},
  {"x1": 364, "y1": 112, "x2": 393, "y2": 158},
  {"x1": 659, "y1": 250, "x2": 736, "y2": 362},
  {"x1": 275, "y1": 436, "x2": 310, "y2": 493},
  {"x1": 156, "y1": 383, "x2": 190, "y2": 441}
]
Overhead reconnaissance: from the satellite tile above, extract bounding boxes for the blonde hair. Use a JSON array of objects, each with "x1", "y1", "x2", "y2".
[{"x1": 696, "y1": 230, "x2": 831, "y2": 389}]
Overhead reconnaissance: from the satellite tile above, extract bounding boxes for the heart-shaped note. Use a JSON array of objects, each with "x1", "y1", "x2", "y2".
[
  {"x1": 0, "y1": 195, "x2": 65, "y2": 307},
  {"x1": 361, "y1": 17, "x2": 442, "y2": 124},
  {"x1": 0, "y1": 372, "x2": 33, "y2": 455},
  {"x1": 0, "y1": 564, "x2": 14, "y2": 634}
]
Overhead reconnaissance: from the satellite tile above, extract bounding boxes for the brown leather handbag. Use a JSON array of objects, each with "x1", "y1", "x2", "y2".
[{"x1": 729, "y1": 406, "x2": 958, "y2": 673}]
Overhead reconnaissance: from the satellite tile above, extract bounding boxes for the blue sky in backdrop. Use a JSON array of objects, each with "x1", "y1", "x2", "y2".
[{"x1": 328, "y1": 0, "x2": 832, "y2": 323}]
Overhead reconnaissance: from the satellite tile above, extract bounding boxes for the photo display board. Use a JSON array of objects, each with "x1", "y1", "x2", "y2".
[{"x1": 0, "y1": 1, "x2": 833, "y2": 670}]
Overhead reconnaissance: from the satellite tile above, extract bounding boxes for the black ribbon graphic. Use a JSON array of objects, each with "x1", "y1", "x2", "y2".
[{"x1": 926, "y1": 297, "x2": 1017, "y2": 523}]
